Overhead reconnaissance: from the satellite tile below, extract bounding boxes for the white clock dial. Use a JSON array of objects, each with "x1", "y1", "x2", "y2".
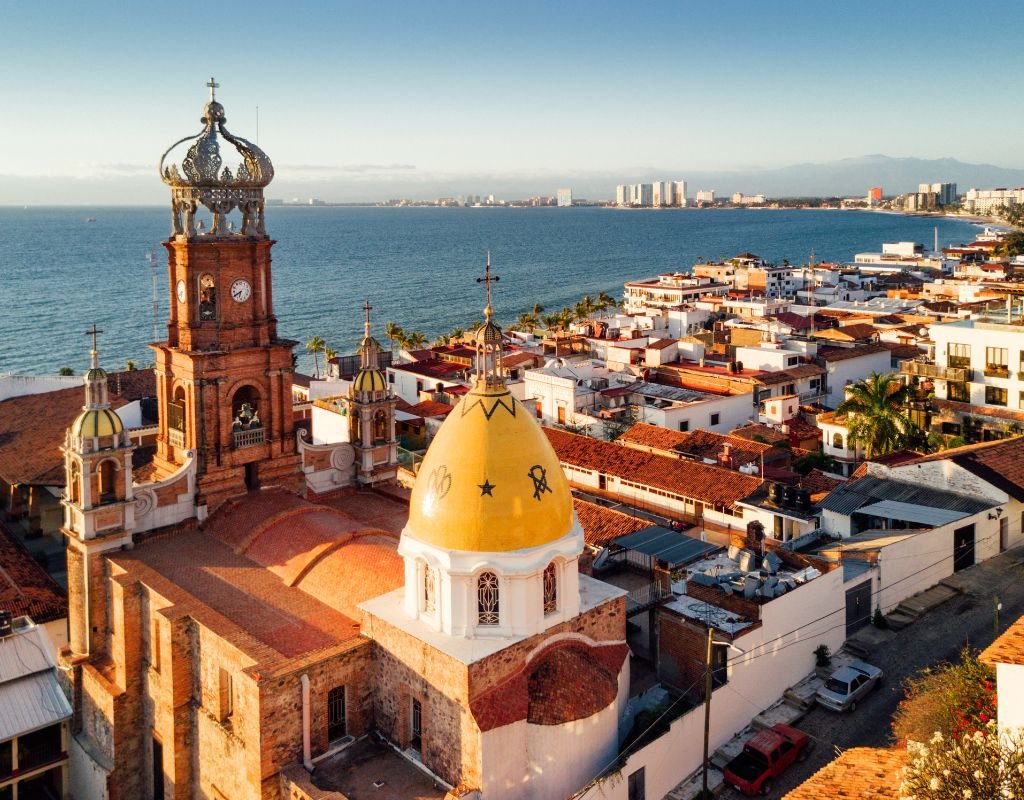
[
  {"x1": 176, "y1": 280, "x2": 186, "y2": 304},
  {"x1": 231, "y1": 279, "x2": 252, "y2": 303}
]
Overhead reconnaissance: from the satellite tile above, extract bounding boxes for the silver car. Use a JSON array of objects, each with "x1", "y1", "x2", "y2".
[{"x1": 816, "y1": 660, "x2": 883, "y2": 712}]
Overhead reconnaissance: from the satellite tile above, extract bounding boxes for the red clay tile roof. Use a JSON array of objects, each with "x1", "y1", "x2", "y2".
[
  {"x1": 646, "y1": 338, "x2": 678, "y2": 350},
  {"x1": 403, "y1": 400, "x2": 454, "y2": 419},
  {"x1": 526, "y1": 645, "x2": 620, "y2": 725},
  {"x1": 813, "y1": 323, "x2": 879, "y2": 342},
  {"x1": 502, "y1": 351, "x2": 538, "y2": 368},
  {"x1": 0, "y1": 525, "x2": 67, "y2": 624},
  {"x1": 897, "y1": 435, "x2": 1024, "y2": 501},
  {"x1": 783, "y1": 746, "x2": 904, "y2": 799},
  {"x1": 817, "y1": 343, "x2": 892, "y2": 363},
  {"x1": 981, "y1": 614, "x2": 1024, "y2": 666},
  {"x1": 728, "y1": 423, "x2": 789, "y2": 445},
  {"x1": 545, "y1": 428, "x2": 763, "y2": 507},
  {"x1": 573, "y1": 499, "x2": 651, "y2": 548},
  {"x1": 390, "y1": 359, "x2": 466, "y2": 379},
  {"x1": 772, "y1": 312, "x2": 814, "y2": 331},
  {"x1": 755, "y1": 364, "x2": 826, "y2": 386},
  {"x1": 0, "y1": 369, "x2": 155, "y2": 486},
  {"x1": 800, "y1": 469, "x2": 844, "y2": 500}
]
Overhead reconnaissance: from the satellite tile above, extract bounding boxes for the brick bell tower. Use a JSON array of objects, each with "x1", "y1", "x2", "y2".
[{"x1": 151, "y1": 78, "x2": 302, "y2": 512}]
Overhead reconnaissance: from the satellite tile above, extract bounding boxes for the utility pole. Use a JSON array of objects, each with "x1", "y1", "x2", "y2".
[
  {"x1": 701, "y1": 625, "x2": 713, "y2": 799},
  {"x1": 995, "y1": 595, "x2": 1002, "y2": 636}
]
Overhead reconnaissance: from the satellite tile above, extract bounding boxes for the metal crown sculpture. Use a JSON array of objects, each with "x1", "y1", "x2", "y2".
[{"x1": 159, "y1": 78, "x2": 273, "y2": 239}]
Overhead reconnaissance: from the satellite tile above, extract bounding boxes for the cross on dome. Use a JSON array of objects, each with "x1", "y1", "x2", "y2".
[
  {"x1": 206, "y1": 76, "x2": 219, "y2": 101},
  {"x1": 86, "y1": 323, "x2": 103, "y2": 352},
  {"x1": 475, "y1": 251, "x2": 500, "y2": 319},
  {"x1": 363, "y1": 299, "x2": 373, "y2": 337}
]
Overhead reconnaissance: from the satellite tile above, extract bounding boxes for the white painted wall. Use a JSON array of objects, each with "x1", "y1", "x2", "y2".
[
  {"x1": 636, "y1": 391, "x2": 752, "y2": 435},
  {"x1": 311, "y1": 404, "x2": 350, "y2": 445},
  {"x1": 997, "y1": 663, "x2": 1024, "y2": 733},
  {"x1": 580, "y1": 567, "x2": 845, "y2": 800},
  {"x1": 0, "y1": 374, "x2": 81, "y2": 401},
  {"x1": 824, "y1": 350, "x2": 892, "y2": 408}
]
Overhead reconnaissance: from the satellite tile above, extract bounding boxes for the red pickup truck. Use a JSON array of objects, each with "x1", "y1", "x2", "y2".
[{"x1": 722, "y1": 724, "x2": 809, "y2": 796}]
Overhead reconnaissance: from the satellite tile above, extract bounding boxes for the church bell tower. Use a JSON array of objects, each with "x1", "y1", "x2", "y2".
[{"x1": 150, "y1": 79, "x2": 302, "y2": 512}]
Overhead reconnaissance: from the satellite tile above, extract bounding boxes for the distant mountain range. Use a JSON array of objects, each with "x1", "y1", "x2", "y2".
[{"x1": 3, "y1": 155, "x2": 1024, "y2": 204}]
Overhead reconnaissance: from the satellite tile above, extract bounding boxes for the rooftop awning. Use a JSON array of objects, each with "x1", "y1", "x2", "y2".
[
  {"x1": 855, "y1": 500, "x2": 974, "y2": 527},
  {"x1": 610, "y1": 525, "x2": 718, "y2": 567},
  {"x1": 0, "y1": 670, "x2": 72, "y2": 740}
]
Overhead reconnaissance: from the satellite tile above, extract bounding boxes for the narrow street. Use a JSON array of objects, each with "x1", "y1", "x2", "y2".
[{"x1": 718, "y1": 548, "x2": 1024, "y2": 799}]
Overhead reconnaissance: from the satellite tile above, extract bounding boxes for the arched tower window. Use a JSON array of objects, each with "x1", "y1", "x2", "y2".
[
  {"x1": 373, "y1": 409, "x2": 388, "y2": 443},
  {"x1": 477, "y1": 571, "x2": 500, "y2": 626},
  {"x1": 98, "y1": 460, "x2": 117, "y2": 502},
  {"x1": 422, "y1": 564, "x2": 436, "y2": 615},
  {"x1": 833, "y1": 432, "x2": 844, "y2": 449},
  {"x1": 198, "y1": 273, "x2": 217, "y2": 321},
  {"x1": 543, "y1": 562, "x2": 558, "y2": 615},
  {"x1": 231, "y1": 386, "x2": 262, "y2": 430},
  {"x1": 69, "y1": 463, "x2": 80, "y2": 505}
]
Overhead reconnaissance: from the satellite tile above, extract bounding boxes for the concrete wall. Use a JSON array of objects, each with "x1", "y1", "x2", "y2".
[
  {"x1": 874, "y1": 528, "x2": 954, "y2": 614},
  {"x1": 637, "y1": 391, "x2": 752, "y2": 435},
  {"x1": 997, "y1": 663, "x2": 1024, "y2": 733},
  {"x1": 825, "y1": 350, "x2": 892, "y2": 408}
]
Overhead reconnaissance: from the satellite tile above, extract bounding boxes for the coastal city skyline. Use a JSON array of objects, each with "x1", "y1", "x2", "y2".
[{"x1": 3, "y1": 1, "x2": 1024, "y2": 204}]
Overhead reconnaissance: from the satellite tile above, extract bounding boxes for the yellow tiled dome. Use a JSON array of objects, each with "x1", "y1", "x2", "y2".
[
  {"x1": 406, "y1": 379, "x2": 573, "y2": 552},
  {"x1": 353, "y1": 368, "x2": 387, "y2": 394},
  {"x1": 71, "y1": 408, "x2": 124, "y2": 439}
]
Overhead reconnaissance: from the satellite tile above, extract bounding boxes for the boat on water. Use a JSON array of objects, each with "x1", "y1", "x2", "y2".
[{"x1": 85, "y1": 217, "x2": 96, "y2": 223}]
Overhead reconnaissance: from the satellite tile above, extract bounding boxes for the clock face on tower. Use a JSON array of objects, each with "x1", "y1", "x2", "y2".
[
  {"x1": 176, "y1": 280, "x2": 186, "y2": 304},
  {"x1": 231, "y1": 279, "x2": 252, "y2": 303}
]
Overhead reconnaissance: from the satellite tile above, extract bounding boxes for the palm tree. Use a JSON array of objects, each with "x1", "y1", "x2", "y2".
[
  {"x1": 835, "y1": 372, "x2": 915, "y2": 458},
  {"x1": 541, "y1": 313, "x2": 561, "y2": 332},
  {"x1": 531, "y1": 303, "x2": 544, "y2": 318},
  {"x1": 595, "y1": 291, "x2": 616, "y2": 312},
  {"x1": 324, "y1": 346, "x2": 337, "y2": 362},
  {"x1": 305, "y1": 335, "x2": 326, "y2": 378},
  {"x1": 558, "y1": 307, "x2": 575, "y2": 330},
  {"x1": 383, "y1": 321, "x2": 403, "y2": 351},
  {"x1": 518, "y1": 312, "x2": 538, "y2": 333},
  {"x1": 433, "y1": 333, "x2": 451, "y2": 347},
  {"x1": 450, "y1": 327, "x2": 465, "y2": 343},
  {"x1": 405, "y1": 330, "x2": 428, "y2": 349}
]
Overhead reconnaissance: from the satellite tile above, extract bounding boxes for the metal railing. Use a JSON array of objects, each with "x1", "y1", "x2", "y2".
[
  {"x1": 233, "y1": 428, "x2": 265, "y2": 449},
  {"x1": 900, "y1": 360, "x2": 972, "y2": 382},
  {"x1": 625, "y1": 582, "x2": 671, "y2": 615}
]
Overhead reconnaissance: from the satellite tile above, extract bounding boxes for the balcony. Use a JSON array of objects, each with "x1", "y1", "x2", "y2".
[
  {"x1": 900, "y1": 359, "x2": 973, "y2": 382},
  {"x1": 984, "y1": 365, "x2": 1010, "y2": 379},
  {"x1": 233, "y1": 428, "x2": 265, "y2": 449},
  {"x1": 168, "y1": 427, "x2": 186, "y2": 448}
]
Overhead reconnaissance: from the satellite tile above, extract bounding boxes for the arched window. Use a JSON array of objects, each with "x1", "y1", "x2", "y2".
[
  {"x1": 422, "y1": 564, "x2": 436, "y2": 614},
  {"x1": 198, "y1": 273, "x2": 217, "y2": 321},
  {"x1": 231, "y1": 386, "x2": 262, "y2": 430},
  {"x1": 98, "y1": 460, "x2": 117, "y2": 501},
  {"x1": 69, "y1": 463, "x2": 80, "y2": 505},
  {"x1": 543, "y1": 562, "x2": 558, "y2": 615},
  {"x1": 833, "y1": 432, "x2": 844, "y2": 449},
  {"x1": 373, "y1": 409, "x2": 388, "y2": 443},
  {"x1": 477, "y1": 572, "x2": 500, "y2": 626}
]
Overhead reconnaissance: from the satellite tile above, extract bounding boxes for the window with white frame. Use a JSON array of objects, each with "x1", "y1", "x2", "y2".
[
  {"x1": 477, "y1": 571, "x2": 500, "y2": 625},
  {"x1": 543, "y1": 562, "x2": 558, "y2": 615}
]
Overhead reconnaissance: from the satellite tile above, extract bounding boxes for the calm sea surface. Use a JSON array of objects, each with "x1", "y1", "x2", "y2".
[{"x1": 0, "y1": 206, "x2": 982, "y2": 376}]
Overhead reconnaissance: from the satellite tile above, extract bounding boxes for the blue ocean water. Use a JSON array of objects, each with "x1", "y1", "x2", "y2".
[{"x1": 0, "y1": 206, "x2": 982, "y2": 376}]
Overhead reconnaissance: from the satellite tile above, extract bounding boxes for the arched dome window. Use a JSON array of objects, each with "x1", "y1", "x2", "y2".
[
  {"x1": 98, "y1": 460, "x2": 117, "y2": 502},
  {"x1": 833, "y1": 432, "x2": 844, "y2": 449},
  {"x1": 543, "y1": 562, "x2": 558, "y2": 615},
  {"x1": 477, "y1": 571, "x2": 500, "y2": 626}
]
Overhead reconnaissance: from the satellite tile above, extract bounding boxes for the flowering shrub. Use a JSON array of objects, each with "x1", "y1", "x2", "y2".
[
  {"x1": 893, "y1": 649, "x2": 997, "y2": 745},
  {"x1": 899, "y1": 722, "x2": 1024, "y2": 800}
]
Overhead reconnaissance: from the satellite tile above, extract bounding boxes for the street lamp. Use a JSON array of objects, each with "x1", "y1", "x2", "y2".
[{"x1": 702, "y1": 630, "x2": 746, "y2": 798}]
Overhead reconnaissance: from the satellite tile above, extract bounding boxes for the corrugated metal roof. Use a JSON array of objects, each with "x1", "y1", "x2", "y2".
[
  {"x1": 0, "y1": 670, "x2": 72, "y2": 740},
  {"x1": 816, "y1": 475, "x2": 993, "y2": 518},
  {"x1": 611, "y1": 525, "x2": 719, "y2": 567},
  {"x1": 856, "y1": 500, "x2": 972, "y2": 527},
  {"x1": 0, "y1": 625, "x2": 55, "y2": 683}
]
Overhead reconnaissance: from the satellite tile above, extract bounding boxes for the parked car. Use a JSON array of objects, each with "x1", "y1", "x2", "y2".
[
  {"x1": 723, "y1": 723, "x2": 810, "y2": 796},
  {"x1": 816, "y1": 660, "x2": 884, "y2": 712}
]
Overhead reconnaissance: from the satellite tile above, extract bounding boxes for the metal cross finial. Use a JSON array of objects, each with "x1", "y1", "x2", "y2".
[
  {"x1": 85, "y1": 323, "x2": 103, "y2": 352},
  {"x1": 363, "y1": 299, "x2": 373, "y2": 336},
  {"x1": 207, "y1": 76, "x2": 220, "y2": 101},
  {"x1": 475, "y1": 251, "x2": 500, "y2": 316}
]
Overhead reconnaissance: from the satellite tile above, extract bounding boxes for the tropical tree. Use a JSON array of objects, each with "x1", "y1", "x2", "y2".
[
  {"x1": 58, "y1": 367, "x2": 74, "y2": 376},
  {"x1": 125, "y1": 360, "x2": 137, "y2": 371},
  {"x1": 541, "y1": 313, "x2": 562, "y2": 332},
  {"x1": 595, "y1": 291, "x2": 616, "y2": 311},
  {"x1": 404, "y1": 330, "x2": 428, "y2": 349},
  {"x1": 305, "y1": 335, "x2": 326, "y2": 378},
  {"x1": 835, "y1": 372, "x2": 915, "y2": 458},
  {"x1": 383, "y1": 321, "x2": 403, "y2": 351},
  {"x1": 450, "y1": 327, "x2": 465, "y2": 342},
  {"x1": 531, "y1": 303, "x2": 544, "y2": 318},
  {"x1": 517, "y1": 312, "x2": 538, "y2": 333}
]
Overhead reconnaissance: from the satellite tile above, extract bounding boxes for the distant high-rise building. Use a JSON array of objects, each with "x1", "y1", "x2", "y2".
[
  {"x1": 615, "y1": 184, "x2": 631, "y2": 206},
  {"x1": 652, "y1": 181, "x2": 673, "y2": 207},
  {"x1": 674, "y1": 180, "x2": 687, "y2": 207},
  {"x1": 868, "y1": 187, "x2": 883, "y2": 201},
  {"x1": 917, "y1": 182, "x2": 957, "y2": 207},
  {"x1": 696, "y1": 189, "x2": 715, "y2": 204},
  {"x1": 556, "y1": 188, "x2": 573, "y2": 207},
  {"x1": 635, "y1": 183, "x2": 654, "y2": 206}
]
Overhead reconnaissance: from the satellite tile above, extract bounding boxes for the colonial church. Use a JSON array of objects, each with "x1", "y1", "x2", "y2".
[{"x1": 60, "y1": 83, "x2": 628, "y2": 800}]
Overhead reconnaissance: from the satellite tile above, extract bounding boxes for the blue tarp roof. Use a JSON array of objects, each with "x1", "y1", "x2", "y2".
[{"x1": 610, "y1": 525, "x2": 719, "y2": 566}]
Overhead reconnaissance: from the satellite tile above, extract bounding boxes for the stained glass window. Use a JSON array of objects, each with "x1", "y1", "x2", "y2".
[
  {"x1": 543, "y1": 562, "x2": 558, "y2": 615},
  {"x1": 477, "y1": 571, "x2": 499, "y2": 625}
]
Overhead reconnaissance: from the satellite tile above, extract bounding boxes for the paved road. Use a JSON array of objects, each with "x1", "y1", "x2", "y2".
[{"x1": 716, "y1": 548, "x2": 1024, "y2": 799}]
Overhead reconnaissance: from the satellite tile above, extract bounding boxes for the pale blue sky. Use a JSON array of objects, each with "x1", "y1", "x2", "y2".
[{"x1": 2, "y1": 1, "x2": 1023, "y2": 201}]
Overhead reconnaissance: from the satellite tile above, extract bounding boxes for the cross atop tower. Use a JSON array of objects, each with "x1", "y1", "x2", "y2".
[
  {"x1": 363, "y1": 299, "x2": 373, "y2": 332},
  {"x1": 475, "y1": 251, "x2": 500, "y2": 318},
  {"x1": 206, "y1": 76, "x2": 219, "y2": 101},
  {"x1": 85, "y1": 323, "x2": 103, "y2": 353}
]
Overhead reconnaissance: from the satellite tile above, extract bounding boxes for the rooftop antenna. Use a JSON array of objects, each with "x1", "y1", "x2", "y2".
[
  {"x1": 934, "y1": 226, "x2": 939, "y2": 253},
  {"x1": 145, "y1": 249, "x2": 159, "y2": 341}
]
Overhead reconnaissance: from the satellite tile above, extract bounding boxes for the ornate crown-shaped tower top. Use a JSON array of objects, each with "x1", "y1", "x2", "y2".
[{"x1": 158, "y1": 78, "x2": 273, "y2": 239}]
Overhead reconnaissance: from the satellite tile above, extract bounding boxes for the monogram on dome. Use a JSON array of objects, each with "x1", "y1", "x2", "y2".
[{"x1": 159, "y1": 78, "x2": 273, "y2": 239}]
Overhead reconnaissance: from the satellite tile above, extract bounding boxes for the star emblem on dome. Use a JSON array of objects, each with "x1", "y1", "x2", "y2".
[{"x1": 478, "y1": 479, "x2": 496, "y2": 497}]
